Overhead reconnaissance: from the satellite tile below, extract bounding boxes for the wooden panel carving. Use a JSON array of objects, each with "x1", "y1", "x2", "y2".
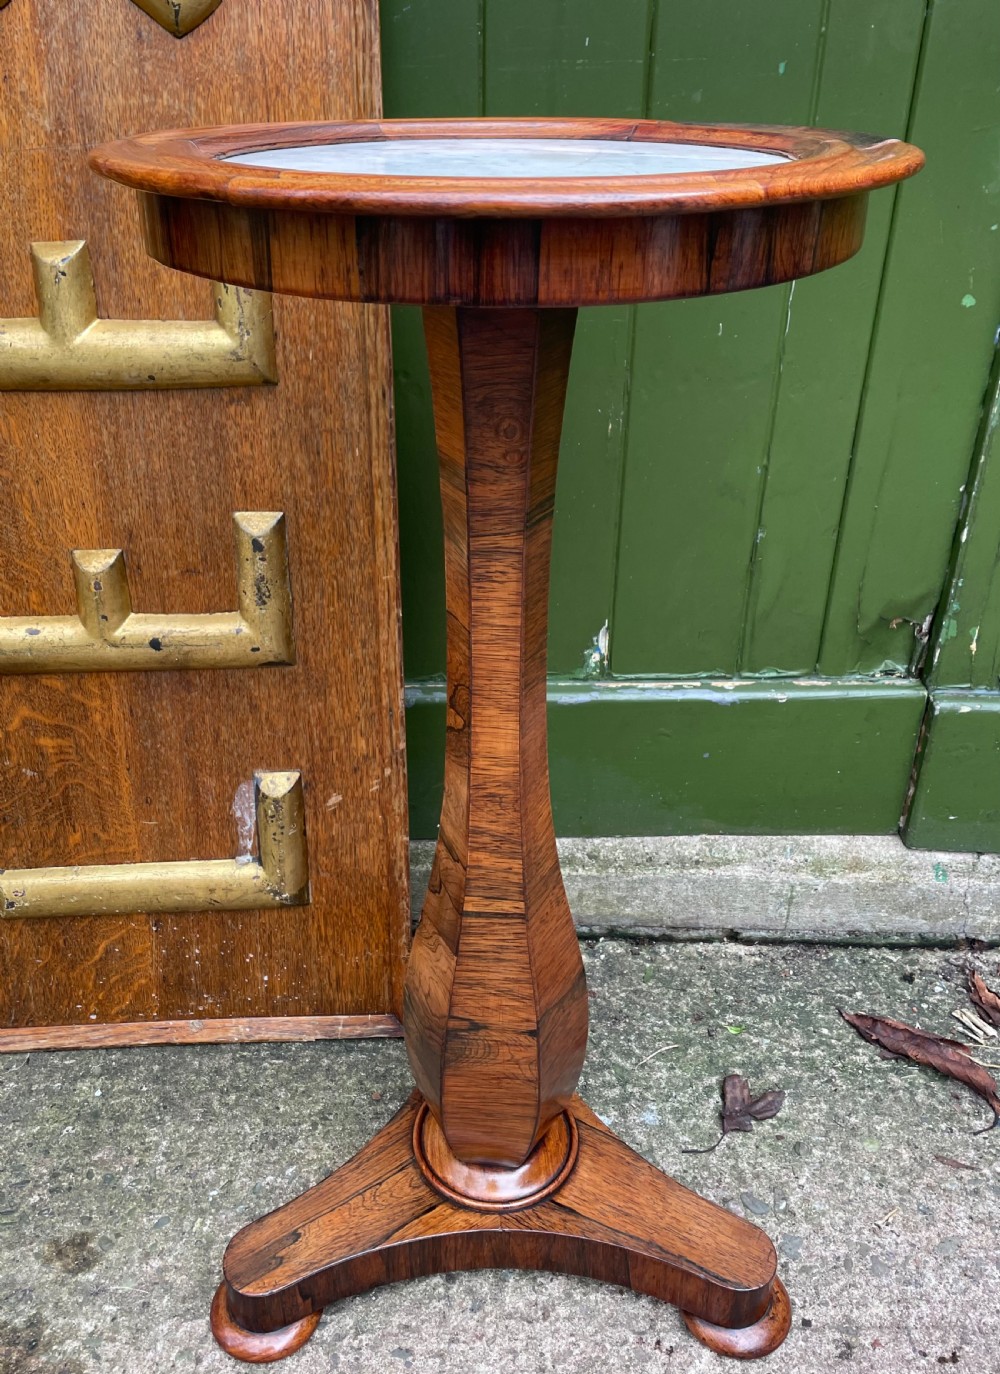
[
  {"x1": 0, "y1": 0, "x2": 407, "y2": 1037},
  {"x1": 0, "y1": 241, "x2": 275, "y2": 390},
  {"x1": 0, "y1": 511, "x2": 294, "y2": 673},
  {"x1": 132, "y1": 0, "x2": 224, "y2": 37},
  {"x1": 1, "y1": 771, "x2": 307, "y2": 919}
]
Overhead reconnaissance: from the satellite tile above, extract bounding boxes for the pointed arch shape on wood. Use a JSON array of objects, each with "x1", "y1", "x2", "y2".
[{"x1": 131, "y1": 0, "x2": 224, "y2": 37}]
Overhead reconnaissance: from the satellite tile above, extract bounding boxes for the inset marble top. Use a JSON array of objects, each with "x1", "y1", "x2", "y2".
[{"x1": 225, "y1": 137, "x2": 789, "y2": 179}]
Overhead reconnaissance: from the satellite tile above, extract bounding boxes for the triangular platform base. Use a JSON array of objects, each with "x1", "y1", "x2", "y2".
[{"x1": 210, "y1": 1091, "x2": 790, "y2": 1363}]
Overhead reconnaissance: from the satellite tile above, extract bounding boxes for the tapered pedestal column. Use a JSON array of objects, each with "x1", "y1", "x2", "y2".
[
  {"x1": 404, "y1": 306, "x2": 588, "y2": 1168},
  {"x1": 209, "y1": 307, "x2": 790, "y2": 1363}
]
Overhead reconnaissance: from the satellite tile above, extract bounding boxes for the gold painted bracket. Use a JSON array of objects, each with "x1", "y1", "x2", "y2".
[
  {"x1": 131, "y1": 0, "x2": 223, "y2": 37},
  {"x1": 0, "y1": 771, "x2": 308, "y2": 919},
  {"x1": 0, "y1": 241, "x2": 276, "y2": 390},
  {"x1": 0, "y1": 512, "x2": 294, "y2": 673}
]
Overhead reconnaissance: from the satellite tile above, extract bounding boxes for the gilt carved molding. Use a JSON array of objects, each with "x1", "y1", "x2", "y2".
[
  {"x1": 0, "y1": 771, "x2": 309, "y2": 919},
  {"x1": 0, "y1": 512, "x2": 294, "y2": 673},
  {"x1": 0, "y1": 241, "x2": 276, "y2": 390}
]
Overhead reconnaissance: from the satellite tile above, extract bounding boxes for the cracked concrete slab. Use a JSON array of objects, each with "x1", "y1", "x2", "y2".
[
  {"x1": 2, "y1": 940, "x2": 998, "y2": 1374},
  {"x1": 410, "y1": 837, "x2": 1000, "y2": 944}
]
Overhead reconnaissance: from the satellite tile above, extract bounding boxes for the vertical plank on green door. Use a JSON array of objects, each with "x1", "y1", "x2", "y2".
[
  {"x1": 548, "y1": 309, "x2": 633, "y2": 675},
  {"x1": 818, "y1": 0, "x2": 1000, "y2": 676},
  {"x1": 904, "y1": 693, "x2": 1000, "y2": 852},
  {"x1": 483, "y1": 0, "x2": 653, "y2": 673},
  {"x1": 482, "y1": 0, "x2": 651, "y2": 117},
  {"x1": 380, "y1": 0, "x2": 484, "y2": 678},
  {"x1": 384, "y1": 0, "x2": 655, "y2": 678},
  {"x1": 611, "y1": 0, "x2": 827, "y2": 675},
  {"x1": 391, "y1": 305, "x2": 447, "y2": 679},
  {"x1": 905, "y1": 361, "x2": 1000, "y2": 852},
  {"x1": 741, "y1": 0, "x2": 927, "y2": 673},
  {"x1": 926, "y1": 354, "x2": 1000, "y2": 690},
  {"x1": 380, "y1": 0, "x2": 483, "y2": 119}
]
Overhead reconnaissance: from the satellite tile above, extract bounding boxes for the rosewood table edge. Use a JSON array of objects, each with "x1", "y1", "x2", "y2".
[{"x1": 88, "y1": 116, "x2": 924, "y2": 220}]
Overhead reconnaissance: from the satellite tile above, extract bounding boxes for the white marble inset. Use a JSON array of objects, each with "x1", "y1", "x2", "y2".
[{"x1": 224, "y1": 137, "x2": 789, "y2": 179}]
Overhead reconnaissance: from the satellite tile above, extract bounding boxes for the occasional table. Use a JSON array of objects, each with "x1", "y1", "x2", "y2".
[{"x1": 91, "y1": 118, "x2": 922, "y2": 1363}]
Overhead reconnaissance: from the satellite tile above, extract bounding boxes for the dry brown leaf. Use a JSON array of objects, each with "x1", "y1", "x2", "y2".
[
  {"x1": 968, "y1": 970, "x2": 1000, "y2": 1030},
  {"x1": 721, "y1": 1072, "x2": 753, "y2": 1132},
  {"x1": 840, "y1": 1010, "x2": 1000, "y2": 1133},
  {"x1": 683, "y1": 1073, "x2": 786, "y2": 1153},
  {"x1": 933, "y1": 1154, "x2": 978, "y2": 1171},
  {"x1": 747, "y1": 1089, "x2": 786, "y2": 1122}
]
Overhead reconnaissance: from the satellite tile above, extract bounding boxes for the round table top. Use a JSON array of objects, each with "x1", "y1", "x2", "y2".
[
  {"x1": 89, "y1": 118, "x2": 923, "y2": 307},
  {"x1": 92, "y1": 117, "x2": 921, "y2": 219}
]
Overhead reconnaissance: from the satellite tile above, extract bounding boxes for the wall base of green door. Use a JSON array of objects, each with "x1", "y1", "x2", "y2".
[
  {"x1": 405, "y1": 677, "x2": 926, "y2": 839},
  {"x1": 904, "y1": 690, "x2": 1000, "y2": 852}
]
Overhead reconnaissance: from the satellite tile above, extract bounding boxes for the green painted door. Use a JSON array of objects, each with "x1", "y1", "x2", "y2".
[{"x1": 382, "y1": 0, "x2": 1000, "y2": 845}]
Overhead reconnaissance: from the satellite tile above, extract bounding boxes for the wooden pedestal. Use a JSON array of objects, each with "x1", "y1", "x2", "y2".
[
  {"x1": 208, "y1": 306, "x2": 790, "y2": 1363},
  {"x1": 91, "y1": 112, "x2": 923, "y2": 1367}
]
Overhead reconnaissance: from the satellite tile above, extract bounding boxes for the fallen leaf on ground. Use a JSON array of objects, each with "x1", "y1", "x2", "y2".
[
  {"x1": 967, "y1": 970, "x2": 1000, "y2": 1029},
  {"x1": 933, "y1": 1154, "x2": 978, "y2": 1171},
  {"x1": 840, "y1": 1010, "x2": 1000, "y2": 1133},
  {"x1": 682, "y1": 1073, "x2": 786, "y2": 1154}
]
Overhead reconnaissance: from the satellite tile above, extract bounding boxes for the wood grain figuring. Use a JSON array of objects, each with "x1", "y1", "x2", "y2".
[
  {"x1": 90, "y1": 118, "x2": 921, "y2": 309},
  {"x1": 0, "y1": 1013, "x2": 402, "y2": 1053},
  {"x1": 683, "y1": 1278, "x2": 792, "y2": 1359},
  {"x1": 0, "y1": 0, "x2": 408, "y2": 1033},
  {"x1": 132, "y1": 191, "x2": 868, "y2": 308},
  {"x1": 213, "y1": 1092, "x2": 788, "y2": 1357},
  {"x1": 403, "y1": 307, "x2": 587, "y2": 1166}
]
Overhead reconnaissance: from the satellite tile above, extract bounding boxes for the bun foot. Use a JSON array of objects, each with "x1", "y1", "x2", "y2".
[
  {"x1": 683, "y1": 1277, "x2": 791, "y2": 1360},
  {"x1": 210, "y1": 1282, "x2": 321, "y2": 1364}
]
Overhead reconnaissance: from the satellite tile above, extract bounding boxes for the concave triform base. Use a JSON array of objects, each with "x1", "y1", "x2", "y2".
[{"x1": 210, "y1": 1092, "x2": 790, "y2": 1364}]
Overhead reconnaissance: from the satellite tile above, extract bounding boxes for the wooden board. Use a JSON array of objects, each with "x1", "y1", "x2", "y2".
[
  {"x1": 0, "y1": 0, "x2": 408, "y2": 1034},
  {"x1": 819, "y1": 0, "x2": 1000, "y2": 677},
  {"x1": 904, "y1": 693, "x2": 1000, "y2": 853}
]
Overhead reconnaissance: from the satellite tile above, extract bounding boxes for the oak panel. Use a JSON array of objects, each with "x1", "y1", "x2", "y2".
[{"x1": 0, "y1": 0, "x2": 408, "y2": 1030}]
